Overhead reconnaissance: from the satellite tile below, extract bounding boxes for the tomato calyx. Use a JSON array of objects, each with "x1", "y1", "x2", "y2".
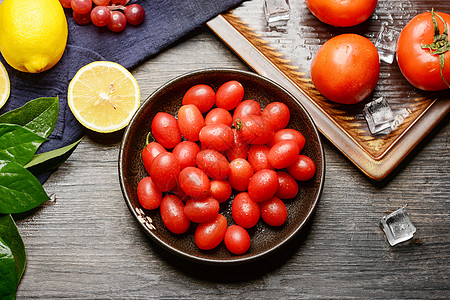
[
  {"x1": 233, "y1": 119, "x2": 243, "y2": 131},
  {"x1": 421, "y1": 9, "x2": 450, "y2": 88}
]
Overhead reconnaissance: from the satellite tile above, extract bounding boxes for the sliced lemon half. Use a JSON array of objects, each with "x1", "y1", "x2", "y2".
[
  {"x1": 0, "y1": 61, "x2": 10, "y2": 109},
  {"x1": 68, "y1": 61, "x2": 140, "y2": 133}
]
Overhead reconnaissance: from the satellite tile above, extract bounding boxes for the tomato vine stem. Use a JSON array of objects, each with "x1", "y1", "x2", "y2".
[{"x1": 421, "y1": 9, "x2": 450, "y2": 88}]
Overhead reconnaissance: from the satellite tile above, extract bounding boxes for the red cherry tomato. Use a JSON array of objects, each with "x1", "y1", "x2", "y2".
[
  {"x1": 275, "y1": 172, "x2": 299, "y2": 200},
  {"x1": 178, "y1": 167, "x2": 210, "y2": 199},
  {"x1": 287, "y1": 155, "x2": 316, "y2": 181},
  {"x1": 311, "y1": 34, "x2": 380, "y2": 104},
  {"x1": 151, "y1": 112, "x2": 181, "y2": 149},
  {"x1": 182, "y1": 84, "x2": 216, "y2": 113},
  {"x1": 225, "y1": 128, "x2": 250, "y2": 162},
  {"x1": 137, "y1": 177, "x2": 162, "y2": 210},
  {"x1": 235, "y1": 115, "x2": 274, "y2": 145},
  {"x1": 142, "y1": 142, "x2": 166, "y2": 174},
  {"x1": 261, "y1": 102, "x2": 290, "y2": 132},
  {"x1": 228, "y1": 158, "x2": 254, "y2": 192},
  {"x1": 224, "y1": 225, "x2": 251, "y2": 255},
  {"x1": 184, "y1": 197, "x2": 220, "y2": 223},
  {"x1": 194, "y1": 214, "x2": 227, "y2": 250},
  {"x1": 177, "y1": 104, "x2": 205, "y2": 141},
  {"x1": 248, "y1": 169, "x2": 278, "y2": 203},
  {"x1": 160, "y1": 194, "x2": 191, "y2": 234},
  {"x1": 199, "y1": 124, "x2": 233, "y2": 152},
  {"x1": 205, "y1": 108, "x2": 233, "y2": 127},
  {"x1": 231, "y1": 192, "x2": 260, "y2": 228},
  {"x1": 305, "y1": 0, "x2": 378, "y2": 27},
  {"x1": 268, "y1": 140, "x2": 300, "y2": 169},
  {"x1": 232, "y1": 99, "x2": 261, "y2": 122},
  {"x1": 216, "y1": 80, "x2": 244, "y2": 110},
  {"x1": 172, "y1": 141, "x2": 200, "y2": 170},
  {"x1": 260, "y1": 196, "x2": 287, "y2": 227},
  {"x1": 248, "y1": 144, "x2": 274, "y2": 172},
  {"x1": 196, "y1": 149, "x2": 230, "y2": 180},
  {"x1": 149, "y1": 152, "x2": 180, "y2": 192},
  {"x1": 396, "y1": 11, "x2": 450, "y2": 91},
  {"x1": 269, "y1": 128, "x2": 306, "y2": 151},
  {"x1": 209, "y1": 180, "x2": 232, "y2": 203}
]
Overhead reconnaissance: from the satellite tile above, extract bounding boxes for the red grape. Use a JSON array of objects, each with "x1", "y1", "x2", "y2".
[
  {"x1": 111, "y1": 0, "x2": 127, "y2": 4},
  {"x1": 108, "y1": 11, "x2": 127, "y2": 32},
  {"x1": 93, "y1": 0, "x2": 110, "y2": 5},
  {"x1": 91, "y1": 6, "x2": 111, "y2": 27},
  {"x1": 71, "y1": 0, "x2": 92, "y2": 14},
  {"x1": 73, "y1": 11, "x2": 91, "y2": 25},
  {"x1": 59, "y1": 0, "x2": 72, "y2": 8},
  {"x1": 124, "y1": 4, "x2": 145, "y2": 26}
]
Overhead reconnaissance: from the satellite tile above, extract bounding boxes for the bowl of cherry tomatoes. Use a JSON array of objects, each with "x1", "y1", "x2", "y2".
[{"x1": 119, "y1": 68, "x2": 325, "y2": 264}]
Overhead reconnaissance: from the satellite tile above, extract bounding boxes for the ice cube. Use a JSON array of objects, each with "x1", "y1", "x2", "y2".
[
  {"x1": 363, "y1": 97, "x2": 395, "y2": 135},
  {"x1": 375, "y1": 22, "x2": 401, "y2": 64},
  {"x1": 380, "y1": 206, "x2": 416, "y2": 246},
  {"x1": 264, "y1": 0, "x2": 290, "y2": 29}
]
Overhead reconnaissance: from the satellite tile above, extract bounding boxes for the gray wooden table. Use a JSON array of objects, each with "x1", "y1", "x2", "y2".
[{"x1": 15, "y1": 26, "x2": 449, "y2": 299}]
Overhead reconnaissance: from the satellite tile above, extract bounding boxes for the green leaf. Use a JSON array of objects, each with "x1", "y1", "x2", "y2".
[
  {"x1": 0, "y1": 237, "x2": 17, "y2": 299},
  {"x1": 0, "y1": 161, "x2": 49, "y2": 214},
  {"x1": 24, "y1": 138, "x2": 83, "y2": 171},
  {"x1": 0, "y1": 97, "x2": 59, "y2": 138},
  {"x1": 0, "y1": 124, "x2": 47, "y2": 166},
  {"x1": 0, "y1": 214, "x2": 26, "y2": 285}
]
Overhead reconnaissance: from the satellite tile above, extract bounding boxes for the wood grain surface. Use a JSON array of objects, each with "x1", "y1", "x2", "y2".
[{"x1": 14, "y1": 27, "x2": 449, "y2": 299}]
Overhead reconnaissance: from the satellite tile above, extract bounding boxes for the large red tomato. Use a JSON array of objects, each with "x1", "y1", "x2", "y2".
[
  {"x1": 311, "y1": 34, "x2": 380, "y2": 104},
  {"x1": 305, "y1": 0, "x2": 377, "y2": 27},
  {"x1": 396, "y1": 10, "x2": 450, "y2": 91}
]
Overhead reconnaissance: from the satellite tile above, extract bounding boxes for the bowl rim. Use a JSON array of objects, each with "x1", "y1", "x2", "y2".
[{"x1": 118, "y1": 68, "x2": 326, "y2": 265}]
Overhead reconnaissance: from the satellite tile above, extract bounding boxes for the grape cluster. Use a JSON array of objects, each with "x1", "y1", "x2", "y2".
[{"x1": 60, "y1": 0, "x2": 145, "y2": 32}]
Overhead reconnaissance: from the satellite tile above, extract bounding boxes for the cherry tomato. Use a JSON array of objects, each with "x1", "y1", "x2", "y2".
[
  {"x1": 160, "y1": 194, "x2": 191, "y2": 234},
  {"x1": 275, "y1": 172, "x2": 299, "y2": 200},
  {"x1": 182, "y1": 84, "x2": 216, "y2": 113},
  {"x1": 142, "y1": 142, "x2": 166, "y2": 174},
  {"x1": 184, "y1": 197, "x2": 220, "y2": 223},
  {"x1": 225, "y1": 128, "x2": 250, "y2": 162},
  {"x1": 199, "y1": 124, "x2": 233, "y2": 152},
  {"x1": 151, "y1": 112, "x2": 181, "y2": 149},
  {"x1": 235, "y1": 115, "x2": 274, "y2": 145},
  {"x1": 149, "y1": 152, "x2": 180, "y2": 192},
  {"x1": 170, "y1": 183, "x2": 188, "y2": 202},
  {"x1": 261, "y1": 102, "x2": 290, "y2": 132},
  {"x1": 287, "y1": 155, "x2": 316, "y2": 181},
  {"x1": 268, "y1": 140, "x2": 300, "y2": 169},
  {"x1": 311, "y1": 34, "x2": 380, "y2": 104},
  {"x1": 209, "y1": 180, "x2": 232, "y2": 203},
  {"x1": 268, "y1": 128, "x2": 306, "y2": 152},
  {"x1": 194, "y1": 214, "x2": 227, "y2": 250},
  {"x1": 205, "y1": 108, "x2": 233, "y2": 127},
  {"x1": 178, "y1": 167, "x2": 210, "y2": 199},
  {"x1": 305, "y1": 0, "x2": 378, "y2": 27},
  {"x1": 232, "y1": 192, "x2": 260, "y2": 228},
  {"x1": 172, "y1": 141, "x2": 200, "y2": 170},
  {"x1": 248, "y1": 144, "x2": 274, "y2": 172},
  {"x1": 396, "y1": 11, "x2": 450, "y2": 91},
  {"x1": 224, "y1": 225, "x2": 251, "y2": 255},
  {"x1": 232, "y1": 99, "x2": 261, "y2": 122},
  {"x1": 216, "y1": 80, "x2": 244, "y2": 110},
  {"x1": 195, "y1": 149, "x2": 230, "y2": 180},
  {"x1": 228, "y1": 158, "x2": 254, "y2": 192},
  {"x1": 260, "y1": 196, "x2": 287, "y2": 227},
  {"x1": 248, "y1": 169, "x2": 278, "y2": 203},
  {"x1": 137, "y1": 177, "x2": 162, "y2": 210},
  {"x1": 177, "y1": 104, "x2": 205, "y2": 141}
]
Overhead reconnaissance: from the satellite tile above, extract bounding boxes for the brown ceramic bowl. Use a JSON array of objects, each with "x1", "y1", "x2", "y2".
[{"x1": 119, "y1": 69, "x2": 325, "y2": 265}]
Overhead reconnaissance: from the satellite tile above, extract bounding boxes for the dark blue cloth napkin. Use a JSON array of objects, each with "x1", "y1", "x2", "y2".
[{"x1": 0, "y1": 0, "x2": 244, "y2": 183}]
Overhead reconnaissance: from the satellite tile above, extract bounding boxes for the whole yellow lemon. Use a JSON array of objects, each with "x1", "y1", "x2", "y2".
[{"x1": 0, "y1": 0, "x2": 68, "y2": 73}]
